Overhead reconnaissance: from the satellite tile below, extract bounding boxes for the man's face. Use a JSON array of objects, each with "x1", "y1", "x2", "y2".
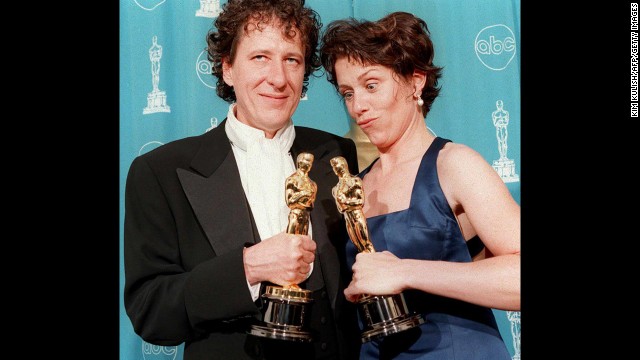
[{"x1": 222, "y1": 20, "x2": 305, "y2": 138}]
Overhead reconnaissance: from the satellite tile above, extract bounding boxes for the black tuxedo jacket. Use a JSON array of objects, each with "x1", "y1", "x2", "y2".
[{"x1": 124, "y1": 121, "x2": 360, "y2": 359}]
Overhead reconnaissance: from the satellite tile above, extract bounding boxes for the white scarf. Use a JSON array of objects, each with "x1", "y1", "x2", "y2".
[{"x1": 225, "y1": 104, "x2": 296, "y2": 241}]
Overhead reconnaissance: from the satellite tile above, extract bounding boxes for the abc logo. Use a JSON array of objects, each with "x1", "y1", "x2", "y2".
[
  {"x1": 133, "y1": 0, "x2": 166, "y2": 11},
  {"x1": 139, "y1": 141, "x2": 164, "y2": 156},
  {"x1": 474, "y1": 24, "x2": 516, "y2": 71},
  {"x1": 196, "y1": 50, "x2": 216, "y2": 89},
  {"x1": 142, "y1": 341, "x2": 177, "y2": 360}
]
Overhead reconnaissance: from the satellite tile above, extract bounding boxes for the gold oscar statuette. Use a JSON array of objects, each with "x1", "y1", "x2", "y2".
[
  {"x1": 330, "y1": 156, "x2": 424, "y2": 343},
  {"x1": 249, "y1": 152, "x2": 317, "y2": 342}
]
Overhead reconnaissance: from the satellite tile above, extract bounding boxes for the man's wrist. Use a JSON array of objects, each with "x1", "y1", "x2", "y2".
[{"x1": 243, "y1": 243, "x2": 258, "y2": 285}]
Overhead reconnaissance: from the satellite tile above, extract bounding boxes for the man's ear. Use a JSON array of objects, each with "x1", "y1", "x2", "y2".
[{"x1": 222, "y1": 57, "x2": 233, "y2": 86}]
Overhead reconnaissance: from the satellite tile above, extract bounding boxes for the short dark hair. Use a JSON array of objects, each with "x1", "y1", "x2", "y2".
[
  {"x1": 207, "y1": 0, "x2": 322, "y2": 102},
  {"x1": 320, "y1": 11, "x2": 443, "y2": 116}
]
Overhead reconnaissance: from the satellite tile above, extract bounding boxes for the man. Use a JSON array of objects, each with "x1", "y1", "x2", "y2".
[{"x1": 124, "y1": 1, "x2": 360, "y2": 359}]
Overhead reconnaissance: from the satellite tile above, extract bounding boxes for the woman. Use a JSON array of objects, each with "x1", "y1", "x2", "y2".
[{"x1": 320, "y1": 12, "x2": 520, "y2": 359}]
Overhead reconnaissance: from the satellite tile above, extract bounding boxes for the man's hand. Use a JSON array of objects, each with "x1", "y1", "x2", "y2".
[{"x1": 243, "y1": 232, "x2": 316, "y2": 286}]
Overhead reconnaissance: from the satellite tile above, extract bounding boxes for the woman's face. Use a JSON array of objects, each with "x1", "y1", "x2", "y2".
[{"x1": 333, "y1": 57, "x2": 420, "y2": 150}]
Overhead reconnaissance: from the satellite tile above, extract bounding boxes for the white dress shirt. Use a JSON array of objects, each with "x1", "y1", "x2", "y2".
[{"x1": 224, "y1": 104, "x2": 313, "y2": 301}]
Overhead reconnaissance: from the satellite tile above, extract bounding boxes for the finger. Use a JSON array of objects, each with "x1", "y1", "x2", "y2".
[
  {"x1": 354, "y1": 252, "x2": 366, "y2": 262},
  {"x1": 298, "y1": 263, "x2": 311, "y2": 275},
  {"x1": 380, "y1": 250, "x2": 394, "y2": 258},
  {"x1": 300, "y1": 237, "x2": 317, "y2": 251},
  {"x1": 284, "y1": 271, "x2": 305, "y2": 286},
  {"x1": 301, "y1": 251, "x2": 315, "y2": 264},
  {"x1": 346, "y1": 293, "x2": 359, "y2": 303},
  {"x1": 343, "y1": 286, "x2": 359, "y2": 303}
]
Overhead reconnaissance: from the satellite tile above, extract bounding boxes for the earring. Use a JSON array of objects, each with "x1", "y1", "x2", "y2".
[{"x1": 417, "y1": 97, "x2": 424, "y2": 106}]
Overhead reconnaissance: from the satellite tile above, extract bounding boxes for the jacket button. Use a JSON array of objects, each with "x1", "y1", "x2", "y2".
[
  {"x1": 321, "y1": 342, "x2": 328, "y2": 351},
  {"x1": 321, "y1": 291, "x2": 327, "y2": 298},
  {"x1": 321, "y1": 316, "x2": 326, "y2": 324}
]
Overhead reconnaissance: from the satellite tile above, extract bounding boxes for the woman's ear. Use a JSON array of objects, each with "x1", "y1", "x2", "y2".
[{"x1": 412, "y1": 70, "x2": 427, "y2": 94}]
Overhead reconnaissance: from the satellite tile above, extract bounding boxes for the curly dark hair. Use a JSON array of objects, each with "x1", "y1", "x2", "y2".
[
  {"x1": 320, "y1": 12, "x2": 443, "y2": 117},
  {"x1": 206, "y1": 0, "x2": 322, "y2": 102}
]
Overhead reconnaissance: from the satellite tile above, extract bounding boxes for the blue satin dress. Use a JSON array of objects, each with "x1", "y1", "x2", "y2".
[{"x1": 347, "y1": 137, "x2": 511, "y2": 359}]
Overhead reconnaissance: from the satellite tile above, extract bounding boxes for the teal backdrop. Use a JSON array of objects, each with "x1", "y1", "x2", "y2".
[{"x1": 120, "y1": 0, "x2": 521, "y2": 359}]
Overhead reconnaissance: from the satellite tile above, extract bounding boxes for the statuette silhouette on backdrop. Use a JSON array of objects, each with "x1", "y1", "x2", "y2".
[
  {"x1": 195, "y1": 0, "x2": 222, "y2": 18},
  {"x1": 249, "y1": 152, "x2": 317, "y2": 342},
  {"x1": 143, "y1": 36, "x2": 171, "y2": 114},
  {"x1": 205, "y1": 117, "x2": 218, "y2": 133},
  {"x1": 507, "y1": 311, "x2": 521, "y2": 360},
  {"x1": 330, "y1": 156, "x2": 424, "y2": 343},
  {"x1": 491, "y1": 100, "x2": 518, "y2": 182}
]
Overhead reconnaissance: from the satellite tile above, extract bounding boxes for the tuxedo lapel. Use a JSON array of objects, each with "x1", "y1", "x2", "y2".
[{"x1": 177, "y1": 121, "x2": 259, "y2": 256}]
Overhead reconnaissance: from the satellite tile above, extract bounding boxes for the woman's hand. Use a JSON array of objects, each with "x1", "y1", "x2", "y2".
[{"x1": 344, "y1": 251, "x2": 404, "y2": 302}]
